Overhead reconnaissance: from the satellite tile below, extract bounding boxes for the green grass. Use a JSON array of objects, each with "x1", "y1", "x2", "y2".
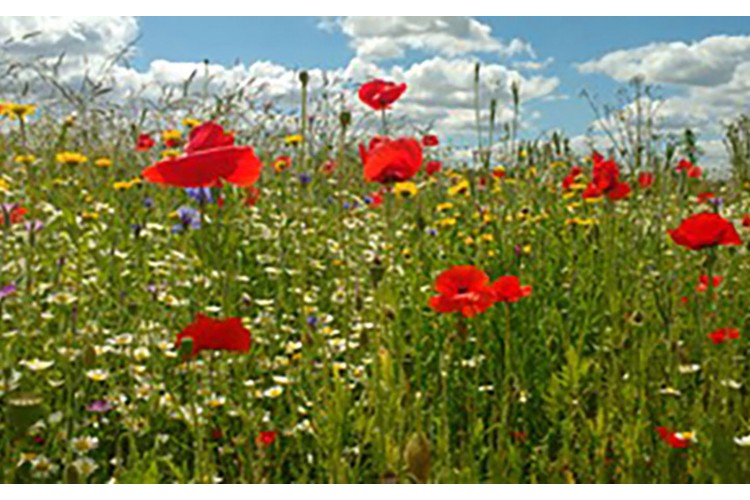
[{"x1": 1, "y1": 94, "x2": 750, "y2": 484}]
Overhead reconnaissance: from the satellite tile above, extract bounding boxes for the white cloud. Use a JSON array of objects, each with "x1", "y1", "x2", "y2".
[{"x1": 331, "y1": 16, "x2": 533, "y2": 61}]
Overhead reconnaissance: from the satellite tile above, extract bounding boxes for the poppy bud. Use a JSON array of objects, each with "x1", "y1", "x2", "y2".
[
  {"x1": 82, "y1": 344, "x2": 96, "y2": 367},
  {"x1": 64, "y1": 463, "x2": 81, "y2": 484},
  {"x1": 339, "y1": 110, "x2": 352, "y2": 129},
  {"x1": 298, "y1": 70, "x2": 309, "y2": 86},
  {"x1": 178, "y1": 337, "x2": 194, "y2": 359},
  {"x1": 404, "y1": 432, "x2": 431, "y2": 483}
]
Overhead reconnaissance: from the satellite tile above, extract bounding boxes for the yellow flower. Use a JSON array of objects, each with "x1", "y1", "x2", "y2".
[
  {"x1": 436, "y1": 217, "x2": 457, "y2": 228},
  {"x1": 493, "y1": 165, "x2": 506, "y2": 177},
  {"x1": 85, "y1": 369, "x2": 108, "y2": 382},
  {"x1": 479, "y1": 233, "x2": 494, "y2": 243},
  {"x1": 161, "y1": 149, "x2": 180, "y2": 159},
  {"x1": 162, "y1": 129, "x2": 182, "y2": 144},
  {"x1": 0, "y1": 103, "x2": 36, "y2": 120},
  {"x1": 94, "y1": 158, "x2": 112, "y2": 168},
  {"x1": 285, "y1": 134, "x2": 303, "y2": 145},
  {"x1": 81, "y1": 212, "x2": 99, "y2": 221},
  {"x1": 56, "y1": 151, "x2": 88, "y2": 166},
  {"x1": 447, "y1": 179, "x2": 470, "y2": 197},
  {"x1": 435, "y1": 202, "x2": 454, "y2": 213},
  {"x1": 463, "y1": 236, "x2": 475, "y2": 246},
  {"x1": 0, "y1": 178, "x2": 10, "y2": 193},
  {"x1": 113, "y1": 181, "x2": 134, "y2": 191},
  {"x1": 565, "y1": 217, "x2": 597, "y2": 226},
  {"x1": 14, "y1": 154, "x2": 36, "y2": 165},
  {"x1": 394, "y1": 181, "x2": 419, "y2": 199},
  {"x1": 182, "y1": 118, "x2": 201, "y2": 128}
]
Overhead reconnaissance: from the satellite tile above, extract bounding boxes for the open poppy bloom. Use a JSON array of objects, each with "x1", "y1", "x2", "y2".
[
  {"x1": 142, "y1": 121, "x2": 262, "y2": 188},
  {"x1": 638, "y1": 172, "x2": 654, "y2": 189},
  {"x1": 667, "y1": 212, "x2": 742, "y2": 250},
  {"x1": 428, "y1": 265, "x2": 496, "y2": 318},
  {"x1": 362, "y1": 137, "x2": 423, "y2": 184},
  {"x1": 708, "y1": 327, "x2": 740, "y2": 344},
  {"x1": 1, "y1": 204, "x2": 27, "y2": 226},
  {"x1": 175, "y1": 314, "x2": 251, "y2": 355},
  {"x1": 422, "y1": 134, "x2": 439, "y2": 147},
  {"x1": 583, "y1": 154, "x2": 631, "y2": 200},
  {"x1": 135, "y1": 133, "x2": 155, "y2": 152},
  {"x1": 426, "y1": 160, "x2": 442, "y2": 176},
  {"x1": 696, "y1": 275, "x2": 723, "y2": 292},
  {"x1": 656, "y1": 426, "x2": 695, "y2": 448},
  {"x1": 256, "y1": 431, "x2": 277, "y2": 447},
  {"x1": 696, "y1": 192, "x2": 716, "y2": 204},
  {"x1": 492, "y1": 276, "x2": 532, "y2": 303},
  {"x1": 358, "y1": 79, "x2": 407, "y2": 111}
]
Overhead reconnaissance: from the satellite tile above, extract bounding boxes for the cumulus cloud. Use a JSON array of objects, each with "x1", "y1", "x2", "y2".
[{"x1": 330, "y1": 16, "x2": 533, "y2": 61}]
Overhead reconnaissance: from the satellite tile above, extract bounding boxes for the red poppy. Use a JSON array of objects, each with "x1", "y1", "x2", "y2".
[
  {"x1": 696, "y1": 275, "x2": 723, "y2": 292},
  {"x1": 708, "y1": 327, "x2": 740, "y2": 344},
  {"x1": 1, "y1": 205, "x2": 27, "y2": 226},
  {"x1": 135, "y1": 134, "x2": 155, "y2": 152},
  {"x1": 561, "y1": 175, "x2": 577, "y2": 191},
  {"x1": 362, "y1": 137, "x2": 423, "y2": 184},
  {"x1": 358, "y1": 79, "x2": 407, "y2": 111},
  {"x1": 245, "y1": 186, "x2": 261, "y2": 207},
  {"x1": 175, "y1": 314, "x2": 251, "y2": 355},
  {"x1": 676, "y1": 159, "x2": 703, "y2": 178},
  {"x1": 320, "y1": 159, "x2": 337, "y2": 176},
  {"x1": 426, "y1": 160, "x2": 442, "y2": 176},
  {"x1": 687, "y1": 166, "x2": 703, "y2": 178},
  {"x1": 656, "y1": 427, "x2": 693, "y2": 449},
  {"x1": 743, "y1": 214, "x2": 750, "y2": 228},
  {"x1": 358, "y1": 136, "x2": 389, "y2": 165},
  {"x1": 428, "y1": 266, "x2": 496, "y2": 318},
  {"x1": 582, "y1": 182, "x2": 602, "y2": 199},
  {"x1": 274, "y1": 155, "x2": 292, "y2": 173},
  {"x1": 638, "y1": 172, "x2": 654, "y2": 189},
  {"x1": 256, "y1": 431, "x2": 277, "y2": 447},
  {"x1": 586, "y1": 154, "x2": 631, "y2": 200},
  {"x1": 696, "y1": 192, "x2": 715, "y2": 204},
  {"x1": 667, "y1": 212, "x2": 742, "y2": 250},
  {"x1": 367, "y1": 192, "x2": 384, "y2": 208},
  {"x1": 492, "y1": 276, "x2": 532, "y2": 303},
  {"x1": 422, "y1": 134, "x2": 439, "y2": 147}
]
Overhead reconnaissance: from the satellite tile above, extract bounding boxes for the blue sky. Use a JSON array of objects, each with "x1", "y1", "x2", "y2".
[{"x1": 130, "y1": 17, "x2": 750, "y2": 136}]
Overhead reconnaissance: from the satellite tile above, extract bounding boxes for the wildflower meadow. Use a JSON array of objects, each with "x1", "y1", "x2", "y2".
[{"x1": 3, "y1": 15, "x2": 750, "y2": 485}]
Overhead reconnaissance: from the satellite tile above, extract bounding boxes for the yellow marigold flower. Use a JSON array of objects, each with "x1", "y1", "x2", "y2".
[
  {"x1": 0, "y1": 179, "x2": 9, "y2": 193},
  {"x1": 56, "y1": 151, "x2": 88, "y2": 166},
  {"x1": 162, "y1": 129, "x2": 182, "y2": 143},
  {"x1": 113, "y1": 181, "x2": 134, "y2": 191},
  {"x1": 521, "y1": 244, "x2": 532, "y2": 255},
  {"x1": 94, "y1": 158, "x2": 112, "y2": 168},
  {"x1": 584, "y1": 196, "x2": 603, "y2": 204},
  {"x1": 435, "y1": 202, "x2": 454, "y2": 213},
  {"x1": 493, "y1": 165, "x2": 506, "y2": 176},
  {"x1": 570, "y1": 182, "x2": 587, "y2": 191},
  {"x1": 526, "y1": 167, "x2": 537, "y2": 178},
  {"x1": 550, "y1": 160, "x2": 566, "y2": 169},
  {"x1": 161, "y1": 149, "x2": 181, "y2": 159},
  {"x1": 14, "y1": 154, "x2": 36, "y2": 165},
  {"x1": 519, "y1": 149, "x2": 528, "y2": 159},
  {"x1": 1, "y1": 103, "x2": 36, "y2": 120},
  {"x1": 402, "y1": 248, "x2": 412, "y2": 260},
  {"x1": 479, "y1": 233, "x2": 494, "y2": 243},
  {"x1": 285, "y1": 134, "x2": 303, "y2": 145},
  {"x1": 487, "y1": 249, "x2": 497, "y2": 257},
  {"x1": 447, "y1": 179, "x2": 470, "y2": 197},
  {"x1": 463, "y1": 236, "x2": 475, "y2": 246},
  {"x1": 81, "y1": 212, "x2": 99, "y2": 221},
  {"x1": 562, "y1": 192, "x2": 576, "y2": 200},
  {"x1": 182, "y1": 118, "x2": 201, "y2": 128},
  {"x1": 436, "y1": 217, "x2": 457, "y2": 228},
  {"x1": 566, "y1": 217, "x2": 597, "y2": 226},
  {"x1": 394, "y1": 181, "x2": 419, "y2": 199}
]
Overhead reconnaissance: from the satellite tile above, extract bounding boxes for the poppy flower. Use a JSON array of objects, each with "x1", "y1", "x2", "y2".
[
  {"x1": 358, "y1": 136, "x2": 389, "y2": 165},
  {"x1": 365, "y1": 192, "x2": 384, "y2": 208},
  {"x1": 667, "y1": 213, "x2": 742, "y2": 250},
  {"x1": 428, "y1": 265, "x2": 496, "y2": 318},
  {"x1": 708, "y1": 327, "x2": 740, "y2": 344},
  {"x1": 491, "y1": 276, "x2": 532, "y2": 303},
  {"x1": 320, "y1": 160, "x2": 337, "y2": 176},
  {"x1": 426, "y1": 161, "x2": 442, "y2": 176},
  {"x1": 274, "y1": 155, "x2": 292, "y2": 173},
  {"x1": 358, "y1": 79, "x2": 407, "y2": 111},
  {"x1": 656, "y1": 427, "x2": 695, "y2": 448},
  {"x1": 142, "y1": 122, "x2": 262, "y2": 188},
  {"x1": 135, "y1": 133, "x2": 155, "y2": 152},
  {"x1": 584, "y1": 154, "x2": 631, "y2": 200},
  {"x1": 696, "y1": 275, "x2": 723, "y2": 292},
  {"x1": 1, "y1": 204, "x2": 27, "y2": 226},
  {"x1": 256, "y1": 431, "x2": 277, "y2": 447},
  {"x1": 245, "y1": 186, "x2": 261, "y2": 207},
  {"x1": 175, "y1": 314, "x2": 251, "y2": 355},
  {"x1": 422, "y1": 134, "x2": 439, "y2": 147},
  {"x1": 362, "y1": 137, "x2": 423, "y2": 184},
  {"x1": 743, "y1": 214, "x2": 750, "y2": 228},
  {"x1": 696, "y1": 192, "x2": 716, "y2": 204},
  {"x1": 638, "y1": 172, "x2": 654, "y2": 189}
]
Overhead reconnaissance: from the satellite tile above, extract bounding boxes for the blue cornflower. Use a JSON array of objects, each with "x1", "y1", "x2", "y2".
[
  {"x1": 186, "y1": 187, "x2": 214, "y2": 204},
  {"x1": 171, "y1": 207, "x2": 201, "y2": 233}
]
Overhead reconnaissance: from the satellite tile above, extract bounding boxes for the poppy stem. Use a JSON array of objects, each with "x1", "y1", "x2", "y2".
[{"x1": 380, "y1": 108, "x2": 388, "y2": 136}]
